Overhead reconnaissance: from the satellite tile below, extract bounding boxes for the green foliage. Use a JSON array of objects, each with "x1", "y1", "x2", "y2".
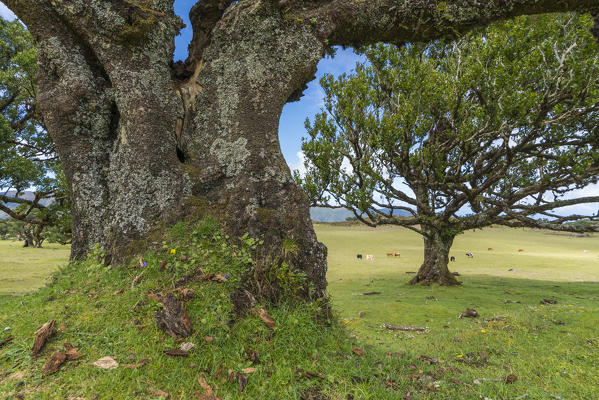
[
  {"x1": 297, "y1": 13, "x2": 599, "y2": 242},
  {"x1": 0, "y1": 17, "x2": 71, "y2": 244},
  {"x1": 0, "y1": 17, "x2": 50, "y2": 192}
]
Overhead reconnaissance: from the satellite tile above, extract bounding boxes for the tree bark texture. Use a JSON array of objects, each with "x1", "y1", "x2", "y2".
[
  {"x1": 4, "y1": 0, "x2": 596, "y2": 301},
  {"x1": 409, "y1": 229, "x2": 460, "y2": 286}
]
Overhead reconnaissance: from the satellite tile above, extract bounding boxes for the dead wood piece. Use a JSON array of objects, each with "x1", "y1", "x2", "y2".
[
  {"x1": 540, "y1": 299, "x2": 557, "y2": 305},
  {"x1": 131, "y1": 274, "x2": 142, "y2": 289},
  {"x1": 362, "y1": 291, "x2": 381, "y2": 295},
  {"x1": 237, "y1": 372, "x2": 249, "y2": 392},
  {"x1": 458, "y1": 309, "x2": 479, "y2": 318},
  {"x1": 417, "y1": 355, "x2": 440, "y2": 364},
  {"x1": 32, "y1": 320, "x2": 55, "y2": 358},
  {"x1": 174, "y1": 287, "x2": 195, "y2": 300},
  {"x1": 198, "y1": 273, "x2": 215, "y2": 282},
  {"x1": 211, "y1": 273, "x2": 228, "y2": 282},
  {"x1": 124, "y1": 359, "x2": 149, "y2": 368},
  {"x1": 147, "y1": 292, "x2": 162, "y2": 302},
  {"x1": 246, "y1": 349, "x2": 259, "y2": 363},
  {"x1": 381, "y1": 323, "x2": 426, "y2": 332},
  {"x1": 64, "y1": 342, "x2": 82, "y2": 360},
  {"x1": 198, "y1": 374, "x2": 213, "y2": 395},
  {"x1": 155, "y1": 293, "x2": 193, "y2": 338},
  {"x1": 0, "y1": 335, "x2": 13, "y2": 348},
  {"x1": 250, "y1": 308, "x2": 275, "y2": 329},
  {"x1": 305, "y1": 370, "x2": 325, "y2": 379},
  {"x1": 164, "y1": 349, "x2": 189, "y2": 357},
  {"x1": 243, "y1": 290, "x2": 257, "y2": 308},
  {"x1": 42, "y1": 351, "x2": 67, "y2": 376}
]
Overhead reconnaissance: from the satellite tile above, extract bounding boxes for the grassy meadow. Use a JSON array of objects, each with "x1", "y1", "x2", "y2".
[
  {"x1": 317, "y1": 223, "x2": 599, "y2": 399},
  {"x1": 0, "y1": 240, "x2": 70, "y2": 296},
  {"x1": 0, "y1": 223, "x2": 597, "y2": 399}
]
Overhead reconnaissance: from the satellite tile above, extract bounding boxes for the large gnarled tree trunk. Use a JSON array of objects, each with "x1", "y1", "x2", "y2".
[
  {"x1": 409, "y1": 228, "x2": 459, "y2": 286},
  {"x1": 4, "y1": 0, "x2": 596, "y2": 302}
]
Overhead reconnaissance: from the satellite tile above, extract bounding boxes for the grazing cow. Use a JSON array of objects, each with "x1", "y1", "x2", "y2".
[
  {"x1": 394, "y1": 252, "x2": 401, "y2": 257},
  {"x1": 357, "y1": 254, "x2": 362, "y2": 260},
  {"x1": 518, "y1": 249, "x2": 524, "y2": 252},
  {"x1": 386, "y1": 252, "x2": 394, "y2": 257},
  {"x1": 465, "y1": 253, "x2": 474, "y2": 258},
  {"x1": 366, "y1": 254, "x2": 374, "y2": 260},
  {"x1": 450, "y1": 256, "x2": 455, "y2": 262},
  {"x1": 488, "y1": 248, "x2": 494, "y2": 251}
]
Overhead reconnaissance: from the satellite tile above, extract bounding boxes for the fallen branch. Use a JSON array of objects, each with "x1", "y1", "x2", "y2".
[
  {"x1": 155, "y1": 293, "x2": 193, "y2": 338},
  {"x1": 0, "y1": 335, "x2": 13, "y2": 348},
  {"x1": 250, "y1": 308, "x2": 276, "y2": 329},
  {"x1": 42, "y1": 351, "x2": 66, "y2": 376},
  {"x1": 32, "y1": 320, "x2": 55, "y2": 358},
  {"x1": 381, "y1": 323, "x2": 426, "y2": 331}
]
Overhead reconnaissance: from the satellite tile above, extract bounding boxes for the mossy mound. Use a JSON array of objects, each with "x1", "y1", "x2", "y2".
[{"x1": 0, "y1": 219, "x2": 412, "y2": 399}]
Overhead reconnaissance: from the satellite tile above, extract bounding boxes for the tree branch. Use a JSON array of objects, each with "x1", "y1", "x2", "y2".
[{"x1": 303, "y1": 0, "x2": 598, "y2": 47}]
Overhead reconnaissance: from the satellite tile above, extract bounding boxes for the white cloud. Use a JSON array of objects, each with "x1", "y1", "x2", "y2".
[
  {"x1": 0, "y1": 3, "x2": 16, "y2": 21},
  {"x1": 553, "y1": 182, "x2": 599, "y2": 216},
  {"x1": 289, "y1": 151, "x2": 307, "y2": 178}
]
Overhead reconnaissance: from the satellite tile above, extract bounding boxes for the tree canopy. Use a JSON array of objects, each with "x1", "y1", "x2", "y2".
[{"x1": 297, "y1": 13, "x2": 599, "y2": 285}]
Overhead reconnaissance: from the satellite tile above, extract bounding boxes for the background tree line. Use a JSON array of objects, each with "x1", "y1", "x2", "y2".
[{"x1": 0, "y1": 17, "x2": 70, "y2": 247}]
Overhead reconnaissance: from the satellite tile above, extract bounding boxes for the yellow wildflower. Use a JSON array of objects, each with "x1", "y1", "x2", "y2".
[{"x1": 170, "y1": 248, "x2": 176, "y2": 254}]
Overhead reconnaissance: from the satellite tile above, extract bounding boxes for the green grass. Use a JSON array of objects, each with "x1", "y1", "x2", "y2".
[
  {"x1": 0, "y1": 240, "x2": 70, "y2": 295},
  {"x1": 318, "y1": 223, "x2": 599, "y2": 399},
  {"x1": 0, "y1": 223, "x2": 597, "y2": 399}
]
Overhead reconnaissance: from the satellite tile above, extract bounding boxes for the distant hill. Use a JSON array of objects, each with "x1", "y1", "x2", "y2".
[
  {"x1": 1, "y1": 201, "x2": 412, "y2": 222},
  {"x1": 309, "y1": 207, "x2": 411, "y2": 222},
  {"x1": 310, "y1": 207, "x2": 355, "y2": 222},
  {"x1": 0, "y1": 191, "x2": 54, "y2": 220}
]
